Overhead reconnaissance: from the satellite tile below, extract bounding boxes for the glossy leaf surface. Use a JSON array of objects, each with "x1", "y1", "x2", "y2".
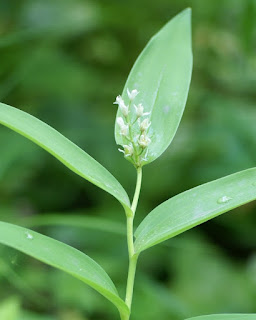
[
  {"x1": 0, "y1": 221, "x2": 129, "y2": 316},
  {"x1": 135, "y1": 168, "x2": 256, "y2": 252},
  {"x1": 0, "y1": 102, "x2": 131, "y2": 213},
  {"x1": 115, "y1": 8, "x2": 192, "y2": 165}
]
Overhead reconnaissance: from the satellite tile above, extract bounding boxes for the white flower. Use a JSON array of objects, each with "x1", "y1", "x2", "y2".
[
  {"x1": 119, "y1": 101, "x2": 129, "y2": 117},
  {"x1": 134, "y1": 103, "x2": 150, "y2": 117},
  {"x1": 138, "y1": 134, "x2": 151, "y2": 148},
  {"x1": 127, "y1": 88, "x2": 139, "y2": 101},
  {"x1": 139, "y1": 118, "x2": 151, "y2": 131},
  {"x1": 118, "y1": 144, "x2": 134, "y2": 157},
  {"x1": 113, "y1": 95, "x2": 129, "y2": 117},
  {"x1": 116, "y1": 117, "x2": 129, "y2": 136},
  {"x1": 113, "y1": 95, "x2": 123, "y2": 105}
]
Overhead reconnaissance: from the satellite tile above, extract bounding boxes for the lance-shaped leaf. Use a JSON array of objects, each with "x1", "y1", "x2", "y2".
[
  {"x1": 0, "y1": 102, "x2": 131, "y2": 214},
  {"x1": 0, "y1": 221, "x2": 129, "y2": 317},
  {"x1": 135, "y1": 168, "x2": 256, "y2": 253},
  {"x1": 185, "y1": 315, "x2": 256, "y2": 320},
  {"x1": 115, "y1": 8, "x2": 192, "y2": 165}
]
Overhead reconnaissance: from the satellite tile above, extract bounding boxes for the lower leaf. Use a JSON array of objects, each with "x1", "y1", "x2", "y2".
[{"x1": 0, "y1": 221, "x2": 129, "y2": 317}]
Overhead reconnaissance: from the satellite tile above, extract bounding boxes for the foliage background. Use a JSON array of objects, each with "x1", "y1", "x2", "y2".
[{"x1": 0, "y1": 0, "x2": 255, "y2": 319}]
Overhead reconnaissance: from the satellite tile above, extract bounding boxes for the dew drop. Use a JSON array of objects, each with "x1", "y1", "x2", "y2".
[
  {"x1": 217, "y1": 196, "x2": 232, "y2": 204},
  {"x1": 25, "y1": 231, "x2": 33, "y2": 240}
]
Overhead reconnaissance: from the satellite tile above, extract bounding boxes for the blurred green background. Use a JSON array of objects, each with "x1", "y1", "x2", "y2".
[{"x1": 0, "y1": 0, "x2": 256, "y2": 319}]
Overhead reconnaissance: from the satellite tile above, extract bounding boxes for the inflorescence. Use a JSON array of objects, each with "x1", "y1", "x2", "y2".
[{"x1": 114, "y1": 89, "x2": 152, "y2": 168}]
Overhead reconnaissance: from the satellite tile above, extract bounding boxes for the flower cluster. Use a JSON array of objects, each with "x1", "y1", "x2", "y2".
[{"x1": 114, "y1": 88, "x2": 152, "y2": 167}]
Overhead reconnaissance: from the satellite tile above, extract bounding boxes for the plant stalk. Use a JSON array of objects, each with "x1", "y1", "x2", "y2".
[{"x1": 123, "y1": 166, "x2": 142, "y2": 320}]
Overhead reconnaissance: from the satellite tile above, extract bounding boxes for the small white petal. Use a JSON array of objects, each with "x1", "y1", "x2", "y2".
[
  {"x1": 119, "y1": 100, "x2": 129, "y2": 117},
  {"x1": 140, "y1": 118, "x2": 151, "y2": 131},
  {"x1": 118, "y1": 144, "x2": 133, "y2": 157},
  {"x1": 118, "y1": 148, "x2": 125, "y2": 154},
  {"x1": 113, "y1": 95, "x2": 123, "y2": 105},
  {"x1": 138, "y1": 134, "x2": 151, "y2": 148},
  {"x1": 124, "y1": 144, "x2": 134, "y2": 157},
  {"x1": 114, "y1": 95, "x2": 129, "y2": 117},
  {"x1": 127, "y1": 88, "x2": 139, "y2": 101},
  {"x1": 134, "y1": 103, "x2": 144, "y2": 117},
  {"x1": 116, "y1": 117, "x2": 129, "y2": 136}
]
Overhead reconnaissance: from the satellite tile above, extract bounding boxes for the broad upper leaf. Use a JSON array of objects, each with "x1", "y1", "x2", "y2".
[
  {"x1": 0, "y1": 221, "x2": 129, "y2": 317},
  {"x1": 185, "y1": 315, "x2": 256, "y2": 320},
  {"x1": 115, "y1": 8, "x2": 192, "y2": 165},
  {"x1": 0, "y1": 102, "x2": 131, "y2": 214},
  {"x1": 135, "y1": 168, "x2": 256, "y2": 253}
]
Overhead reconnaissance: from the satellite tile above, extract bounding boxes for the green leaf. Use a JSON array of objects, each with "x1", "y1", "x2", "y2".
[
  {"x1": 185, "y1": 315, "x2": 256, "y2": 320},
  {"x1": 0, "y1": 221, "x2": 129, "y2": 317},
  {"x1": 21, "y1": 214, "x2": 126, "y2": 236},
  {"x1": 0, "y1": 102, "x2": 131, "y2": 214},
  {"x1": 135, "y1": 168, "x2": 256, "y2": 253},
  {"x1": 115, "y1": 8, "x2": 192, "y2": 165}
]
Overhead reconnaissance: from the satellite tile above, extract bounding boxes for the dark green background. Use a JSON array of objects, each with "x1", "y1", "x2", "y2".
[{"x1": 0, "y1": 0, "x2": 255, "y2": 319}]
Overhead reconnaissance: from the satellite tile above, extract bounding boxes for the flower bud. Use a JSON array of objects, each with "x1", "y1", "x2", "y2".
[
  {"x1": 113, "y1": 95, "x2": 123, "y2": 105},
  {"x1": 138, "y1": 134, "x2": 151, "y2": 148},
  {"x1": 134, "y1": 103, "x2": 144, "y2": 117},
  {"x1": 134, "y1": 103, "x2": 151, "y2": 118},
  {"x1": 118, "y1": 144, "x2": 134, "y2": 157},
  {"x1": 127, "y1": 88, "x2": 139, "y2": 101},
  {"x1": 119, "y1": 100, "x2": 129, "y2": 117},
  {"x1": 114, "y1": 96, "x2": 129, "y2": 117},
  {"x1": 116, "y1": 117, "x2": 129, "y2": 136},
  {"x1": 140, "y1": 118, "x2": 151, "y2": 132}
]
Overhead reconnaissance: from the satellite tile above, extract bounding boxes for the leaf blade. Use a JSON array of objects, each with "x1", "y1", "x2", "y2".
[
  {"x1": 115, "y1": 8, "x2": 193, "y2": 165},
  {"x1": 135, "y1": 168, "x2": 256, "y2": 253},
  {"x1": 0, "y1": 221, "x2": 129, "y2": 316},
  {"x1": 20, "y1": 214, "x2": 126, "y2": 236},
  {"x1": 0, "y1": 102, "x2": 131, "y2": 213}
]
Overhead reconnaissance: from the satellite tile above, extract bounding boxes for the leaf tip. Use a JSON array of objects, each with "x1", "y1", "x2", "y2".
[
  {"x1": 175, "y1": 8, "x2": 192, "y2": 24},
  {"x1": 182, "y1": 7, "x2": 192, "y2": 16}
]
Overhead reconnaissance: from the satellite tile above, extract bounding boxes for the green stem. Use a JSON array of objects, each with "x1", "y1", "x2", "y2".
[
  {"x1": 123, "y1": 167, "x2": 142, "y2": 320},
  {"x1": 131, "y1": 166, "x2": 142, "y2": 214},
  {"x1": 125, "y1": 253, "x2": 138, "y2": 309}
]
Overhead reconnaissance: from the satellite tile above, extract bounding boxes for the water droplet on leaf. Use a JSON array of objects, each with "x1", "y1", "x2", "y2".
[
  {"x1": 25, "y1": 231, "x2": 33, "y2": 240},
  {"x1": 217, "y1": 196, "x2": 232, "y2": 204}
]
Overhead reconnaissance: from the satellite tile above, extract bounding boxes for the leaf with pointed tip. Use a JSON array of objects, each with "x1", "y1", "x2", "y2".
[
  {"x1": 0, "y1": 102, "x2": 131, "y2": 215},
  {"x1": 0, "y1": 221, "x2": 129, "y2": 317},
  {"x1": 135, "y1": 168, "x2": 256, "y2": 253},
  {"x1": 185, "y1": 315, "x2": 256, "y2": 320},
  {"x1": 115, "y1": 8, "x2": 192, "y2": 165}
]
